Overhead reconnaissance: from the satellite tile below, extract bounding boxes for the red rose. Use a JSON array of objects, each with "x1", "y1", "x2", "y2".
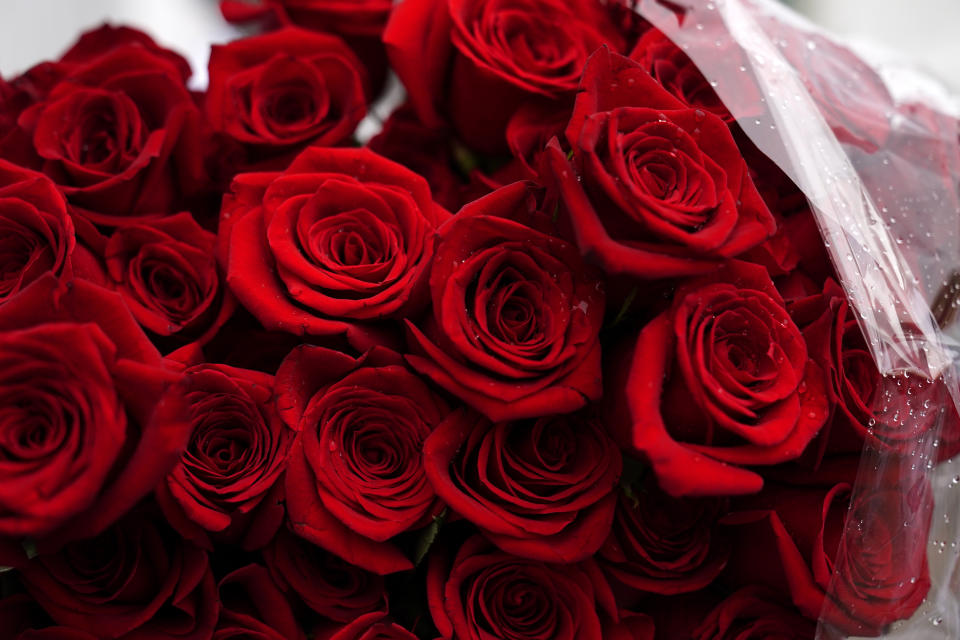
[
  {"x1": 156, "y1": 363, "x2": 292, "y2": 550},
  {"x1": 206, "y1": 28, "x2": 367, "y2": 159},
  {"x1": 0, "y1": 275, "x2": 191, "y2": 551},
  {"x1": 384, "y1": 0, "x2": 622, "y2": 152},
  {"x1": 605, "y1": 261, "x2": 829, "y2": 496},
  {"x1": 219, "y1": 147, "x2": 447, "y2": 347},
  {"x1": 724, "y1": 467, "x2": 932, "y2": 635},
  {"x1": 629, "y1": 28, "x2": 734, "y2": 124},
  {"x1": 428, "y1": 536, "x2": 615, "y2": 640},
  {"x1": 105, "y1": 212, "x2": 234, "y2": 347},
  {"x1": 793, "y1": 279, "x2": 957, "y2": 456},
  {"x1": 0, "y1": 160, "x2": 75, "y2": 304},
  {"x1": 693, "y1": 586, "x2": 816, "y2": 639},
  {"x1": 546, "y1": 48, "x2": 775, "y2": 278},
  {"x1": 20, "y1": 507, "x2": 219, "y2": 640},
  {"x1": 598, "y1": 480, "x2": 730, "y2": 595},
  {"x1": 424, "y1": 408, "x2": 621, "y2": 562},
  {"x1": 264, "y1": 527, "x2": 387, "y2": 621},
  {"x1": 215, "y1": 564, "x2": 305, "y2": 640},
  {"x1": 319, "y1": 612, "x2": 418, "y2": 640},
  {"x1": 405, "y1": 181, "x2": 604, "y2": 422},
  {"x1": 277, "y1": 345, "x2": 449, "y2": 574},
  {"x1": 12, "y1": 27, "x2": 205, "y2": 224}
]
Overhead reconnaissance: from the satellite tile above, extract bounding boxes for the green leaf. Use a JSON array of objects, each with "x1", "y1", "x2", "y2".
[
  {"x1": 610, "y1": 286, "x2": 639, "y2": 327},
  {"x1": 22, "y1": 538, "x2": 37, "y2": 560},
  {"x1": 620, "y1": 456, "x2": 647, "y2": 508},
  {"x1": 566, "y1": 148, "x2": 575, "y2": 161},
  {"x1": 0, "y1": 566, "x2": 12, "y2": 574},
  {"x1": 551, "y1": 201, "x2": 560, "y2": 223},
  {"x1": 413, "y1": 509, "x2": 447, "y2": 566}
]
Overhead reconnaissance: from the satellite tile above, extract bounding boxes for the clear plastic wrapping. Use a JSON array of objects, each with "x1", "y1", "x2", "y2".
[{"x1": 631, "y1": 0, "x2": 960, "y2": 637}]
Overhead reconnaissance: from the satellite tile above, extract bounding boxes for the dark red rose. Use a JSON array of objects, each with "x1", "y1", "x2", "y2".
[
  {"x1": 546, "y1": 48, "x2": 775, "y2": 279},
  {"x1": 0, "y1": 160, "x2": 75, "y2": 304},
  {"x1": 723, "y1": 466, "x2": 932, "y2": 635},
  {"x1": 384, "y1": 0, "x2": 622, "y2": 153},
  {"x1": 424, "y1": 408, "x2": 620, "y2": 562},
  {"x1": 598, "y1": 480, "x2": 729, "y2": 595},
  {"x1": 629, "y1": 28, "x2": 733, "y2": 124},
  {"x1": 207, "y1": 28, "x2": 367, "y2": 159},
  {"x1": 17, "y1": 629, "x2": 99, "y2": 640},
  {"x1": 11, "y1": 27, "x2": 205, "y2": 224},
  {"x1": 0, "y1": 275, "x2": 191, "y2": 553},
  {"x1": 428, "y1": 536, "x2": 615, "y2": 640},
  {"x1": 20, "y1": 507, "x2": 218, "y2": 640},
  {"x1": 105, "y1": 212, "x2": 234, "y2": 347},
  {"x1": 791, "y1": 279, "x2": 958, "y2": 457},
  {"x1": 215, "y1": 564, "x2": 305, "y2": 640},
  {"x1": 406, "y1": 181, "x2": 604, "y2": 421},
  {"x1": 264, "y1": 526, "x2": 387, "y2": 621},
  {"x1": 318, "y1": 612, "x2": 418, "y2": 640},
  {"x1": 219, "y1": 147, "x2": 447, "y2": 347},
  {"x1": 155, "y1": 363, "x2": 292, "y2": 550},
  {"x1": 277, "y1": 345, "x2": 449, "y2": 574},
  {"x1": 693, "y1": 586, "x2": 816, "y2": 639},
  {"x1": 605, "y1": 261, "x2": 829, "y2": 496}
]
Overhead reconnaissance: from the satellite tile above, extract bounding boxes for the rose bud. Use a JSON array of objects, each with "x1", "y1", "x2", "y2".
[
  {"x1": 264, "y1": 526, "x2": 387, "y2": 621},
  {"x1": 405, "y1": 181, "x2": 604, "y2": 422},
  {"x1": 218, "y1": 146, "x2": 448, "y2": 348},
  {"x1": 19, "y1": 506, "x2": 218, "y2": 640},
  {"x1": 155, "y1": 363, "x2": 293, "y2": 550},
  {"x1": 428, "y1": 536, "x2": 616, "y2": 640},
  {"x1": 546, "y1": 48, "x2": 776, "y2": 279},
  {"x1": 277, "y1": 345, "x2": 449, "y2": 574},
  {"x1": 104, "y1": 212, "x2": 234, "y2": 348},
  {"x1": 424, "y1": 408, "x2": 621, "y2": 562},
  {"x1": 605, "y1": 260, "x2": 829, "y2": 496}
]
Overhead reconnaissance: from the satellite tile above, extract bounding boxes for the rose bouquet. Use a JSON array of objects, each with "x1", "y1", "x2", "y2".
[{"x1": 0, "y1": 0, "x2": 958, "y2": 639}]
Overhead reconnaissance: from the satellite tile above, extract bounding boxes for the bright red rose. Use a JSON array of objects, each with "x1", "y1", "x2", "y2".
[
  {"x1": 424, "y1": 408, "x2": 621, "y2": 562},
  {"x1": 546, "y1": 48, "x2": 775, "y2": 279},
  {"x1": 428, "y1": 536, "x2": 616, "y2": 640},
  {"x1": 156, "y1": 363, "x2": 292, "y2": 550},
  {"x1": 406, "y1": 181, "x2": 604, "y2": 422},
  {"x1": 277, "y1": 345, "x2": 449, "y2": 574},
  {"x1": 724, "y1": 466, "x2": 932, "y2": 635},
  {"x1": 605, "y1": 261, "x2": 829, "y2": 496},
  {"x1": 215, "y1": 564, "x2": 305, "y2": 640},
  {"x1": 0, "y1": 160, "x2": 75, "y2": 304},
  {"x1": 20, "y1": 507, "x2": 219, "y2": 640},
  {"x1": 264, "y1": 527, "x2": 387, "y2": 621},
  {"x1": 384, "y1": 0, "x2": 623, "y2": 153},
  {"x1": 11, "y1": 27, "x2": 205, "y2": 224},
  {"x1": 598, "y1": 479, "x2": 730, "y2": 595},
  {"x1": 207, "y1": 28, "x2": 367, "y2": 159},
  {"x1": 0, "y1": 275, "x2": 191, "y2": 553},
  {"x1": 219, "y1": 146, "x2": 447, "y2": 348},
  {"x1": 105, "y1": 212, "x2": 234, "y2": 347},
  {"x1": 694, "y1": 586, "x2": 816, "y2": 639}
]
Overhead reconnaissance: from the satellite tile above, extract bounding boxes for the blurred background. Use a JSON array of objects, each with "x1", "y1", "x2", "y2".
[{"x1": 0, "y1": 0, "x2": 958, "y2": 92}]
